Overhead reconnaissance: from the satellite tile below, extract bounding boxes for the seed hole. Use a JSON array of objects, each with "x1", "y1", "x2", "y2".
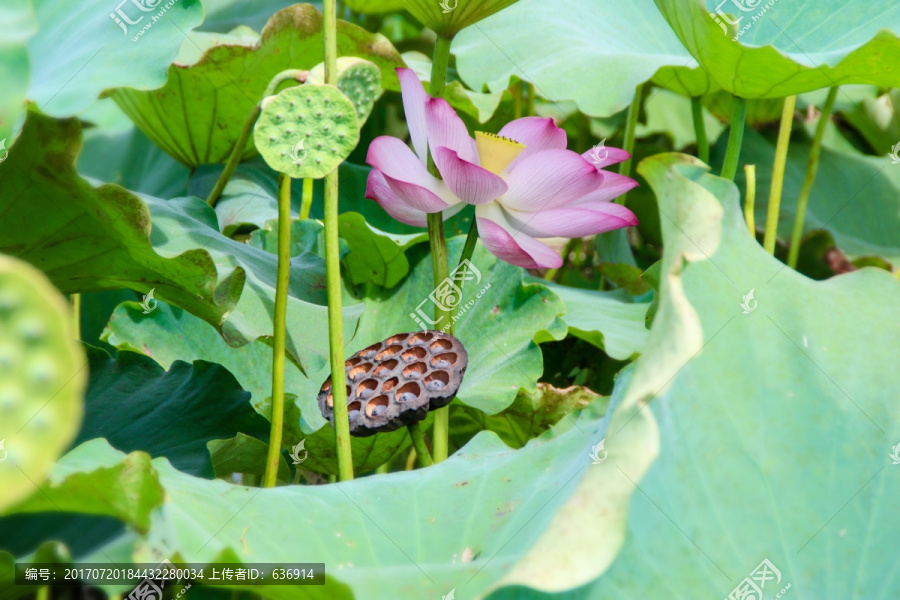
[
  {"x1": 322, "y1": 377, "x2": 332, "y2": 391},
  {"x1": 382, "y1": 377, "x2": 399, "y2": 392},
  {"x1": 402, "y1": 362, "x2": 428, "y2": 379},
  {"x1": 375, "y1": 344, "x2": 403, "y2": 361},
  {"x1": 327, "y1": 393, "x2": 333, "y2": 407},
  {"x1": 431, "y1": 353, "x2": 457, "y2": 369},
  {"x1": 409, "y1": 332, "x2": 434, "y2": 345},
  {"x1": 386, "y1": 333, "x2": 409, "y2": 344},
  {"x1": 347, "y1": 401, "x2": 361, "y2": 421},
  {"x1": 373, "y1": 359, "x2": 399, "y2": 377},
  {"x1": 366, "y1": 395, "x2": 389, "y2": 418},
  {"x1": 397, "y1": 382, "x2": 421, "y2": 402},
  {"x1": 401, "y1": 347, "x2": 427, "y2": 361},
  {"x1": 430, "y1": 338, "x2": 453, "y2": 351},
  {"x1": 357, "y1": 378, "x2": 378, "y2": 399},
  {"x1": 349, "y1": 363, "x2": 373, "y2": 380},
  {"x1": 425, "y1": 371, "x2": 450, "y2": 391},
  {"x1": 346, "y1": 356, "x2": 363, "y2": 368},
  {"x1": 361, "y1": 343, "x2": 381, "y2": 358}
]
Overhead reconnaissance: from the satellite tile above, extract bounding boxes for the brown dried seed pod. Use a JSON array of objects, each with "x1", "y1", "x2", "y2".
[{"x1": 317, "y1": 330, "x2": 468, "y2": 437}]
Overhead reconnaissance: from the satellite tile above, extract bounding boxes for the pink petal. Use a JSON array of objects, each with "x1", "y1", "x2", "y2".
[
  {"x1": 434, "y1": 147, "x2": 508, "y2": 205},
  {"x1": 582, "y1": 146, "x2": 630, "y2": 169},
  {"x1": 397, "y1": 68, "x2": 429, "y2": 164},
  {"x1": 367, "y1": 136, "x2": 459, "y2": 211},
  {"x1": 503, "y1": 149, "x2": 604, "y2": 212},
  {"x1": 505, "y1": 204, "x2": 639, "y2": 238},
  {"x1": 382, "y1": 173, "x2": 455, "y2": 213},
  {"x1": 475, "y1": 204, "x2": 563, "y2": 269},
  {"x1": 498, "y1": 117, "x2": 567, "y2": 170},
  {"x1": 366, "y1": 169, "x2": 429, "y2": 227},
  {"x1": 575, "y1": 171, "x2": 639, "y2": 204},
  {"x1": 425, "y1": 97, "x2": 478, "y2": 164}
]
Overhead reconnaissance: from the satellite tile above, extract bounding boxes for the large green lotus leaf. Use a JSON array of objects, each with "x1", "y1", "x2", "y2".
[
  {"x1": 77, "y1": 346, "x2": 271, "y2": 478},
  {"x1": 531, "y1": 279, "x2": 650, "y2": 361},
  {"x1": 354, "y1": 237, "x2": 567, "y2": 415},
  {"x1": 13, "y1": 367, "x2": 655, "y2": 600},
  {"x1": 0, "y1": 254, "x2": 86, "y2": 513},
  {"x1": 344, "y1": 0, "x2": 403, "y2": 14},
  {"x1": 0, "y1": 110, "x2": 361, "y2": 374},
  {"x1": 0, "y1": 0, "x2": 35, "y2": 143},
  {"x1": 576, "y1": 152, "x2": 900, "y2": 597},
  {"x1": 110, "y1": 3, "x2": 405, "y2": 167},
  {"x1": 3, "y1": 443, "x2": 163, "y2": 533},
  {"x1": 25, "y1": 0, "x2": 203, "y2": 118},
  {"x1": 719, "y1": 127, "x2": 900, "y2": 263},
  {"x1": 102, "y1": 303, "x2": 413, "y2": 476},
  {"x1": 454, "y1": 0, "x2": 711, "y2": 117},
  {"x1": 656, "y1": 0, "x2": 900, "y2": 98}
]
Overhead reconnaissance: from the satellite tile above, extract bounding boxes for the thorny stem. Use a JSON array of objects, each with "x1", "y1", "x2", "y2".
[
  {"x1": 788, "y1": 87, "x2": 837, "y2": 268},
  {"x1": 721, "y1": 96, "x2": 747, "y2": 181},
  {"x1": 207, "y1": 69, "x2": 307, "y2": 208},
  {"x1": 616, "y1": 83, "x2": 643, "y2": 205},
  {"x1": 691, "y1": 96, "x2": 709, "y2": 164},
  {"x1": 408, "y1": 421, "x2": 434, "y2": 467},
  {"x1": 426, "y1": 34, "x2": 455, "y2": 464},
  {"x1": 299, "y1": 177, "x2": 314, "y2": 220},
  {"x1": 263, "y1": 174, "x2": 291, "y2": 488},
  {"x1": 744, "y1": 164, "x2": 757, "y2": 235},
  {"x1": 764, "y1": 95, "x2": 797, "y2": 255},
  {"x1": 324, "y1": 0, "x2": 354, "y2": 481}
]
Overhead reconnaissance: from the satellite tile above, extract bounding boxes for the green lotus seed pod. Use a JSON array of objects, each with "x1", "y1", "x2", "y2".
[
  {"x1": 0, "y1": 255, "x2": 86, "y2": 512},
  {"x1": 254, "y1": 84, "x2": 360, "y2": 179},
  {"x1": 307, "y1": 57, "x2": 383, "y2": 126}
]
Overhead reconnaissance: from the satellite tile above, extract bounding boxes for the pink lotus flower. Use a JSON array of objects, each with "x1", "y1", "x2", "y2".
[{"x1": 365, "y1": 68, "x2": 639, "y2": 269}]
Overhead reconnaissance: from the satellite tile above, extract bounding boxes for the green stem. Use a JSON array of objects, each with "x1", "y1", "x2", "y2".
[
  {"x1": 616, "y1": 83, "x2": 643, "y2": 205},
  {"x1": 36, "y1": 586, "x2": 48, "y2": 600},
  {"x1": 407, "y1": 422, "x2": 434, "y2": 467},
  {"x1": 263, "y1": 174, "x2": 291, "y2": 488},
  {"x1": 207, "y1": 70, "x2": 307, "y2": 208},
  {"x1": 71, "y1": 293, "x2": 80, "y2": 340},
  {"x1": 691, "y1": 96, "x2": 709, "y2": 164},
  {"x1": 299, "y1": 178, "x2": 314, "y2": 220},
  {"x1": 324, "y1": 0, "x2": 354, "y2": 482},
  {"x1": 744, "y1": 164, "x2": 756, "y2": 235},
  {"x1": 426, "y1": 35, "x2": 454, "y2": 465},
  {"x1": 525, "y1": 82, "x2": 535, "y2": 116},
  {"x1": 513, "y1": 81, "x2": 523, "y2": 120},
  {"x1": 375, "y1": 462, "x2": 390, "y2": 474},
  {"x1": 764, "y1": 95, "x2": 797, "y2": 255},
  {"x1": 788, "y1": 87, "x2": 837, "y2": 268},
  {"x1": 720, "y1": 96, "x2": 747, "y2": 181}
]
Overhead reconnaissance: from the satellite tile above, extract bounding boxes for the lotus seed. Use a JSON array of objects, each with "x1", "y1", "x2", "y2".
[
  {"x1": 331, "y1": 148, "x2": 337, "y2": 154},
  {"x1": 276, "y1": 113, "x2": 283, "y2": 119},
  {"x1": 315, "y1": 157, "x2": 322, "y2": 164},
  {"x1": 289, "y1": 100, "x2": 295, "y2": 107},
  {"x1": 427, "y1": 380, "x2": 445, "y2": 390},
  {"x1": 316, "y1": 111, "x2": 323, "y2": 117},
  {"x1": 323, "y1": 125, "x2": 330, "y2": 132},
  {"x1": 269, "y1": 135, "x2": 276, "y2": 142},
  {"x1": 306, "y1": 97, "x2": 312, "y2": 104},
  {"x1": 286, "y1": 128, "x2": 292, "y2": 134},
  {"x1": 338, "y1": 132, "x2": 345, "y2": 139},
  {"x1": 335, "y1": 112, "x2": 342, "y2": 119},
  {"x1": 398, "y1": 392, "x2": 417, "y2": 402},
  {"x1": 348, "y1": 409, "x2": 360, "y2": 421},
  {"x1": 316, "y1": 143, "x2": 323, "y2": 149},
  {"x1": 324, "y1": 97, "x2": 330, "y2": 104},
  {"x1": 370, "y1": 404, "x2": 386, "y2": 417}
]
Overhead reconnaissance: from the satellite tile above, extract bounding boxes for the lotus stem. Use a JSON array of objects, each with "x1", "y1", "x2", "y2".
[
  {"x1": 764, "y1": 95, "x2": 797, "y2": 255},
  {"x1": 299, "y1": 177, "x2": 314, "y2": 220},
  {"x1": 526, "y1": 82, "x2": 535, "y2": 116},
  {"x1": 407, "y1": 422, "x2": 434, "y2": 467},
  {"x1": 744, "y1": 164, "x2": 756, "y2": 235},
  {"x1": 323, "y1": 0, "x2": 354, "y2": 482},
  {"x1": 788, "y1": 87, "x2": 837, "y2": 268},
  {"x1": 426, "y1": 35, "x2": 455, "y2": 464},
  {"x1": 263, "y1": 173, "x2": 291, "y2": 488},
  {"x1": 207, "y1": 69, "x2": 307, "y2": 208},
  {"x1": 616, "y1": 83, "x2": 643, "y2": 205},
  {"x1": 692, "y1": 96, "x2": 709, "y2": 164},
  {"x1": 721, "y1": 97, "x2": 747, "y2": 181},
  {"x1": 513, "y1": 81, "x2": 523, "y2": 120}
]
